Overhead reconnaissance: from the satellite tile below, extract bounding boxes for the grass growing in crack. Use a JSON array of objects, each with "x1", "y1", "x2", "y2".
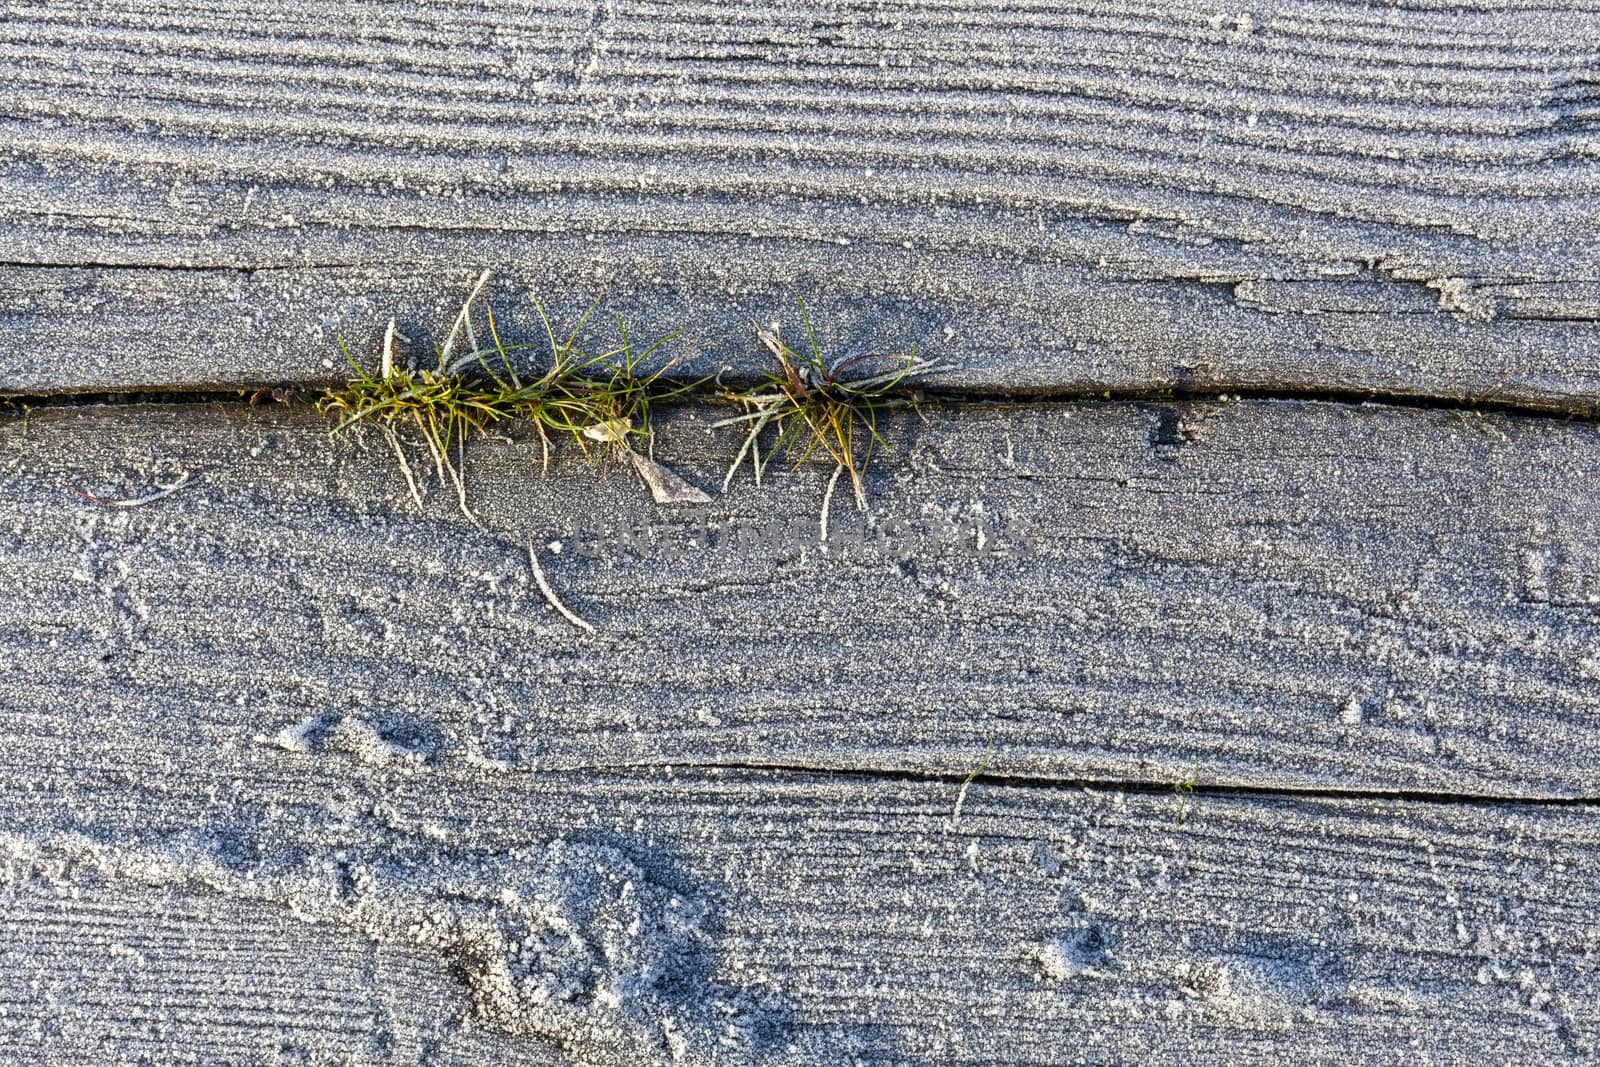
[
  {"x1": 716, "y1": 298, "x2": 944, "y2": 520},
  {"x1": 1, "y1": 400, "x2": 32, "y2": 439},
  {"x1": 320, "y1": 325, "x2": 509, "y2": 516},
  {"x1": 1173, "y1": 759, "x2": 1200, "y2": 828},
  {"x1": 550, "y1": 313, "x2": 704, "y2": 458},
  {"x1": 322, "y1": 279, "x2": 949, "y2": 520},
  {"x1": 319, "y1": 272, "x2": 696, "y2": 518}
]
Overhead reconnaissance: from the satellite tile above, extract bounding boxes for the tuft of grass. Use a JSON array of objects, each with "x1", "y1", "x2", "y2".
[
  {"x1": 716, "y1": 298, "x2": 944, "y2": 512},
  {"x1": 549, "y1": 310, "x2": 704, "y2": 460},
  {"x1": 319, "y1": 273, "x2": 695, "y2": 518}
]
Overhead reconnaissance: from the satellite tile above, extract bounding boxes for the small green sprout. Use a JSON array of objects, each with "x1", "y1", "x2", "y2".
[
  {"x1": 1449, "y1": 368, "x2": 1520, "y2": 443},
  {"x1": 951, "y1": 738, "x2": 995, "y2": 827},
  {"x1": 3, "y1": 400, "x2": 32, "y2": 439},
  {"x1": 1173, "y1": 759, "x2": 1200, "y2": 828},
  {"x1": 716, "y1": 298, "x2": 944, "y2": 517}
]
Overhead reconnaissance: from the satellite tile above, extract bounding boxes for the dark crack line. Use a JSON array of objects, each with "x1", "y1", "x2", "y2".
[
  {"x1": 933, "y1": 384, "x2": 1599, "y2": 422},
  {"x1": 4, "y1": 381, "x2": 1598, "y2": 423},
  {"x1": 566, "y1": 759, "x2": 1600, "y2": 809},
  {"x1": 0, "y1": 259, "x2": 377, "y2": 275},
  {"x1": 0, "y1": 258, "x2": 259, "y2": 275}
]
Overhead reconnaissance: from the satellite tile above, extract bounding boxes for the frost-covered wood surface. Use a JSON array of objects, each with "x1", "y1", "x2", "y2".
[
  {"x1": 2, "y1": 0, "x2": 1599, "y2": 405},
  {"x1": 5, "y1": 0, "x2": 1600, "y2": 1062},
  {"x1": 4, "y1": 400, "x2": 1600, "y2": 799},
  {"x1": 5, "y1": 770, "x2": 1598, "y2": 1065},
  {"x1": 2, "y1": 399, "x2": 1600, "y2": 1060}
]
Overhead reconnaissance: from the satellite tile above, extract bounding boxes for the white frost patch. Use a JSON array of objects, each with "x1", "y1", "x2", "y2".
[
  {"x1": 1033, "y1": 927, "x2": 1110, "y2": 982},
  {"x1": 1177, "y1": 952, "x2": 1333, "y2": 1020},
  {"x1": 268, "y1": 715, "x2": 325, "y2": 754},
  {"x1": 1427, "y1": 278, "x2": 1495, "y2": 320},
  {"x1": 1, "y1": 829, "x2": 799, "y2": 1066},
  {"x1": 257, "y1": 712, "x2": 440, "y2": 768},
  {"x1": 332, "y1": 717, "x2": 430, "y2": 768},
  {"x1": 1034, "y1": 941, "x2": 1085, "y2": 982}
]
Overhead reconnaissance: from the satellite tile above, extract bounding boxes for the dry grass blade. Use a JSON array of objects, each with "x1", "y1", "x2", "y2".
[
  {"x1": 819, "y1": 463, "x2": 843, "y2": 542},
  {"x1": 71, "y1": 473, "x2": 195, "y2": 508},
  {"x1": 527, "y1": 539, "x2": 596, "y2": 633},
  {"x1": 439, "y1": 269, "x2": 492, "y2": 367}
]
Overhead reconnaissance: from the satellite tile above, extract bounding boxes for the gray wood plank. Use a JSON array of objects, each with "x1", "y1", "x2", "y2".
[
  {"x1": 0, "y1": 878, "x2": 532, "y2": 1067},
  {"x1": 2, "y1": 762, "x2": 1597, "y2": 1064},
  {"x1": 3, "y1": 0, "x2": 1598, "y2": 404},
  {"x1": 3, "y1": 398, "x2": 1598, "y2": 799}
]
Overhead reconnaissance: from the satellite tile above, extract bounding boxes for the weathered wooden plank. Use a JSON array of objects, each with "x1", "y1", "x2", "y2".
[
  {"x1": 3, "y1": 398, "x2": 1597, "y2": 798},
  {"x1": 3, "y1": 763, "x2": 1597, "y2": 1064},
  {"x1": 0, "y1": 879, "x2": 529, "y2": 1066},
  {"x1": 2, "y1": 0, "x2": 1597, "y2": 403}
]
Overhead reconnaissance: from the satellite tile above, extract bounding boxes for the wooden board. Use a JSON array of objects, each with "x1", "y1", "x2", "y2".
[
  {"x1": 6, "y1": 1, "x2": 1600, "y2": 1060},
  {"x1": 3, "y1": 765, "x2": 1598, "y2": 1064},
  {"x1": 3, "y1": 0, "x2": 1598, "y2": 405},
  {"x1": 4, "y1": 398, "x2": 1598, "y2": 800}
]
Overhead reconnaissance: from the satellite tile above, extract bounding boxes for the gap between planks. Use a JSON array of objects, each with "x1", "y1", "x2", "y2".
[{"x1": 4, "y1": 382, "x2": 1597, "y2": 425}]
